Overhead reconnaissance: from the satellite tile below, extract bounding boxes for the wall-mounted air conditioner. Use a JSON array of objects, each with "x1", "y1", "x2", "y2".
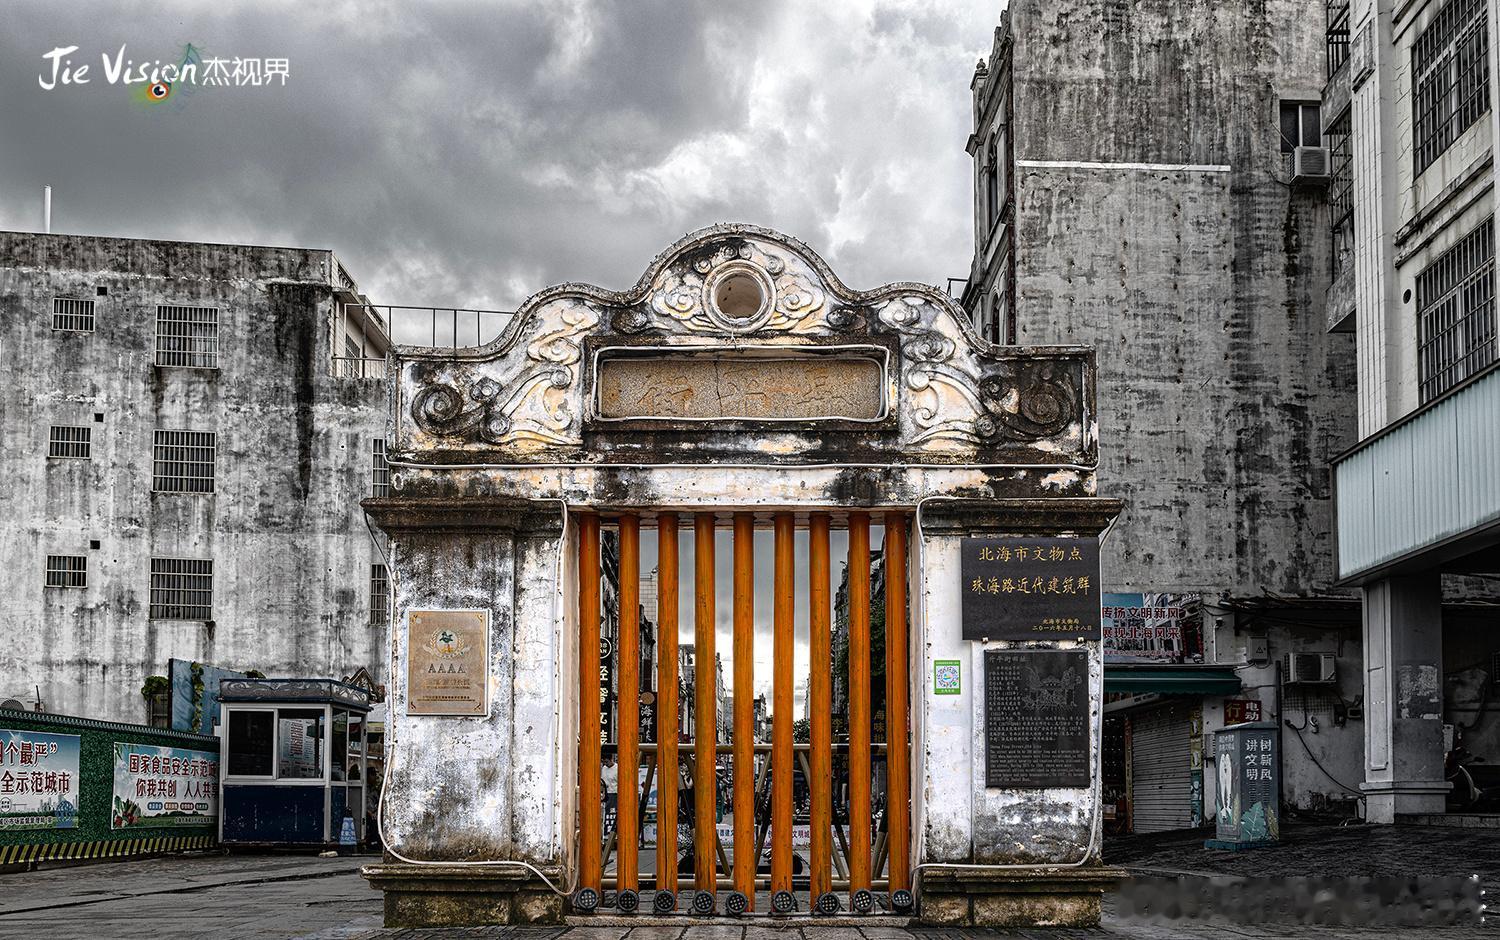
[
  {"x1": 1292, "y1": 146, "x2": 1331, "y2": 184},
  {"x1": 1283, "y1": 651, "x2": 1337, "y2": 685}
]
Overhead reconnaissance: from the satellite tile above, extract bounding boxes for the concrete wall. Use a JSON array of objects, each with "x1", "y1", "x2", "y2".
[
  {"x1": 1006, "y1": 0, "x2": 1358, "y2": 599},
  {"x1": 0, "y1": 232, "x2": 388, "y2": 722}
]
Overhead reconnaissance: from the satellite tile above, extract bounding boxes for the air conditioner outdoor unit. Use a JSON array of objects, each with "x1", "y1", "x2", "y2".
[
  {"x1": 1292, "y1": 146, "x2": 1332, "y2": 184},
  {"x1": 1283, "y1": 651, "x2": 1337, "y2": 684}
]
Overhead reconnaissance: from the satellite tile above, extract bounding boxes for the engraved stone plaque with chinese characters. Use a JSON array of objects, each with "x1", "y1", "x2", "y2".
[
  {"x1": 596, "y1": 354, "x2": 884, "y2": 421},
  {"x1": 406, "y1": 609, "x2": 490, "y2": 716},
  {"x1": 984, "y1": 649, "x2": 1090, "y2": 788},
  {"x1": 960, "y1": 536, "x2": 1101, "y2": 641}
]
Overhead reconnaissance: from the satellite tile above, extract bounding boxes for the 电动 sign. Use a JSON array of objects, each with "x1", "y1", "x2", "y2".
[{"x1": 960, "y1": 536, "x2": 1101, "y2": 641}]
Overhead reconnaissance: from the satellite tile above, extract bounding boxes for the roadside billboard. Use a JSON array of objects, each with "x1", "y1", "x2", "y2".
[
  {"x1": 111, "y1": 742, "x2": 220, "y2": 829},
  {"x1": 0, "y1": 730, "x2": 81, "y2": 831}
]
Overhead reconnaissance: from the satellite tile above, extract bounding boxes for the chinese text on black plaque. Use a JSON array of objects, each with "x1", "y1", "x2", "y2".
[{"x1": 960, "y1": 536, "x2": 1101, "y2": 641}]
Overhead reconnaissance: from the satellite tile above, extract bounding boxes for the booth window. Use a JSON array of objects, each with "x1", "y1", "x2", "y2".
[
  {"x1": 332, "y1": 711, "x2": 349, "y2": 781},
  {"x1": 227, "y1": 710, "x2": 274, "y2": 776},
  {"x1": 276, "y1": 708, "x2": 326, "y2": 779}
]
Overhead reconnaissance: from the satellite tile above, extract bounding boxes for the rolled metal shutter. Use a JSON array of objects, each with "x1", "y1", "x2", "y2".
[{"x1": 1130, "y1": 702, "x2": 1192, "y2": 833}]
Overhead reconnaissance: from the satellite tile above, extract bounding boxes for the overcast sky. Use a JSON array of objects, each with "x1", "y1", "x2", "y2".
[{"x1": 1, "y1": 0, "x2": 999, "y2": 313}]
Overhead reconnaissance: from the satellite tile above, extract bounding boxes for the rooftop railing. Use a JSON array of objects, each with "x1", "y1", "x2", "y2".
[{"x1": 348, "y1": 304, "x2": 515, "y2": 349}]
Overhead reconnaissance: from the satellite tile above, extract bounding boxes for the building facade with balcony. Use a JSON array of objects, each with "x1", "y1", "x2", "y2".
[
  {"x1": 0, "y1": 231, "x2": 395, "y2": 721},
  {"x1": 965, "y1": 1, "x2": 1364, "y2": 832},
  {"x1": 1326, "y1": 0, "x2": 1500, "y2": 822}
]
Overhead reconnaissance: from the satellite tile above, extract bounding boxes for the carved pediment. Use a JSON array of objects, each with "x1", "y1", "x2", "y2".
[{"x1": 394, "y1": 224, "x2": 1095, "y2": 467}]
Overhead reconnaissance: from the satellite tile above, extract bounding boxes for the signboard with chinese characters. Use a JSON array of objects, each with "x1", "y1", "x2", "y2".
[
  {"x1": 1212, "y1": 722, "x2": 1279, "y2": 845},
  {"x1": 111, "y1": 743, "x2": 219, "y2": 829},
  {"x1": 961, "y1": 537, "x2": 1100, "y2": 641},
  {"x1": 1102, "y1": 593, "x2": 1204, "y2": 664},
  {"x1": 596, "y1": 353, "x2": 885, "y2": 421},
  {"x1": 0, "y1": 730, "x2": 80, "y2": 831},
  {"x1": 407, "y1": 609, "x2": 490, "y2": 716},
  {"x1": 983, "y1": 649, "x2": 1090, "y2": 788},
  {"x1": 1223, "y1": 699, "x2": 1263, "y2": 724}
]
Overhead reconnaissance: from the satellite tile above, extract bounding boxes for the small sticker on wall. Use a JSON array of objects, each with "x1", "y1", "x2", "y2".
[{"x1": 934, "y1": 659, "x2": 961, "y2": 695}]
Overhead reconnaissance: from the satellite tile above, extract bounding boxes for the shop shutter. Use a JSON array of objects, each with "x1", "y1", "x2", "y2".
[{"x1": 1130, "y1": 702, "x2": 1192, "y2": 833}]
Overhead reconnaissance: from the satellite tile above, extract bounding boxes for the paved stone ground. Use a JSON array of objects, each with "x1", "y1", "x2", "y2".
[{"x1": 0, "y1": 824, "x2": 1493, "y2": 939}]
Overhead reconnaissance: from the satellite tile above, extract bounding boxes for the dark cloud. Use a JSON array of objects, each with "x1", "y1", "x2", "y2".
[{"x1": 0, "y1": 1, "x2": 994, "y2": 312}]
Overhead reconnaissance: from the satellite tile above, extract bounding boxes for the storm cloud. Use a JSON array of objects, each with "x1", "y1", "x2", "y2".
[{"x1": 0, "y1": 1, "x2": 995, "y2": 313}]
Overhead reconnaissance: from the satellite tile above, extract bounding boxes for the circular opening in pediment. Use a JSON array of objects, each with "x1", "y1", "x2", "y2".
[{"x1": 712, "y1": 271, "x2": 766, "y2": 321}]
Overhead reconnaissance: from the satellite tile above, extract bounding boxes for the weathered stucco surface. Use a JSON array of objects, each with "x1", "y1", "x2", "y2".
[
  {"x1": 0, "y1": 232, "x2": 387, "y2": 720},
  {"x1": 365, "y1": 225, "x2": 1121, "y2": 902},
  {"x1": 1006, "y1": 0, "x2": 1358, "y2": 598}
]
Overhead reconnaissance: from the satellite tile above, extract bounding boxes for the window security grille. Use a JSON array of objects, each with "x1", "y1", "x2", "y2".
[
  {"x1": 149, "y1": 558, "x2": 213, "y2": 620},
  {"x1": 1417, "y1": 216, "x2": 1496, "y2": 403},
  {"x1": 52, "y1": 298, "x2": 95, "y2": 332},
  {"x1": 153, "y1": 429, "x2": 216, "y2": 493},
  {"x1": 48, "y1": 425, "x2": 92, "y2": 459},
  {"x1": 372, "y1": 438, "x2": 390, "y2": 497},
  {"x1": 1413, "y1": 0, "x2": 1490, "y2": 173},
  {"x1": 370, "y1": 563, "x2": 390, "y2": 627},
  {"x1": 45, "y1": 555, "x2": 87, "y2": 589},
  {"x1": 155, "y1": 304, "x2": 219, "y2": 368}
]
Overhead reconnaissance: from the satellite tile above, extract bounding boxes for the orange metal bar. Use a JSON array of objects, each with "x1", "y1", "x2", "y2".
[
  {"x1": 616, "y1": 515, "x2": 641, "y2": 891},
  {"x1": 693, "y1": 513, "x2": 717, "y2": 891},
  {"x1": 808, "y1": 513, "x2": 833, "y2": 899},
  {"x1": 847, "y1": 511, "x2": 872, "y2": 895},
  {"x1": 771, "y1": 512, "x2": 795, "y2": 895},
  {"x1": 577, "y1": 513, "x2": 602, "y2": 892},
  {"x1": 883, "y1": 513, "x2": 911, "y2": 891},
  {"x1": 731, "y1": 512, "x2": 756, "y2": 902},
  {"x1": 655, "y1": 513, "x2": 679, "y2": 902}
]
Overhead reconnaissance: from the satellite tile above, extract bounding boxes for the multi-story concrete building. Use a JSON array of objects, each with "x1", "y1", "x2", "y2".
[
  {"x1": 1325, "y1": 0, "x2": 1500, "y2": 823},
  {"x1": 964, "y1": 1, "x2": 1365, "y2": 831},
  {"x1": 0, "y1": 232, "x2": 395, "y2": 722}
]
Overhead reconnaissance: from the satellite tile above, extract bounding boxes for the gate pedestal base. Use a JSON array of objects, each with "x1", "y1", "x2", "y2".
[
  {"x1": 362, "y1": 863, "x2": 564, "y2": 927},
  {"x1": 917, "y1": 866, "x2": 1125, "y2": 927}
]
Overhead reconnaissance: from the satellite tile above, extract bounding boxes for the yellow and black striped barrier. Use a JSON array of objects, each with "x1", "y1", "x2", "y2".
[{"x1": 0, "y1": 834, "x2": 216, "y2": 866}]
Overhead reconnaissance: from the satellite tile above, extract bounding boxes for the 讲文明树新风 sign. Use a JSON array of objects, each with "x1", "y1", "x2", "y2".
[
  {"x1": 0, "y1": 730, "x2": 80, "y2": 830},
  {"x1": 111, "y1": 743, "x2": 219, "y2": 829},
  {"x1": 960, "y1": 536, "x2": 1101, "y2": 641},
  {"x1": 407, "y1": 609, "x2": 490, "y2": 716}
]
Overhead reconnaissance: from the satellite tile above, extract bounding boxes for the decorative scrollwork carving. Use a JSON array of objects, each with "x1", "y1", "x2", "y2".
[{"x1": 976, "y1": 363, "x2": 1079, "y2": 443}]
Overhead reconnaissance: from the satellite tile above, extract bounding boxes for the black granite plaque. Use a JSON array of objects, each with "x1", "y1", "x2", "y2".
[
  {"x1": 961, "y1": 536, "x2": 1100, "y2": 641},
  {"x1": 984, "y1": 649, "x2": 1090, "y2": 788}
]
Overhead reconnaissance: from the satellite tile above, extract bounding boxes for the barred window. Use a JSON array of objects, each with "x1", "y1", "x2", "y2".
[
  {"x1": 52, "y1": 298, "x2": 95, "y2": 332},
  {"x1": 153, "y1": 429, "x2": 216, "y2": 493},
  {"x1": 371, "y1": 438, "x2": 389, "y2": 497},
  {"x1": 48, "y1": 425, "x2": 92, "y2": 459},
  {"x1": 45, "y1": 555, "x2": 87, "y2": 589},
  {"x1": 1328, "y1": 112, "x2": 1354, "y2": 231},
  {"x1": 370, "y1": 563, "x2": 390, "y2": 627},
  {"x1": 149, "y1": 558, "x2": 213, "y2": 620},
  {"x1": 1413, "y1": 0, "x2": 1490, "y2": 173},
  {"x1": 155, "y1": 304, "x2": 219, "y2": 368},
  {"x1": 1417, "y1": 217, "x2": 1497, "y2": 403}
]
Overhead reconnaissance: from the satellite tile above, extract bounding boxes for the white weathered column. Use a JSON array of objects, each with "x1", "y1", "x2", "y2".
[
  {"x1": 912, "y1": 499, "x2": 1121, "y2": 928},
  {"x1": 1360, "y1": 573, "x2": 1448, "y2": 822},
  {"x1": 362, "y1": 504, "x2": 567, "y2": 926}
]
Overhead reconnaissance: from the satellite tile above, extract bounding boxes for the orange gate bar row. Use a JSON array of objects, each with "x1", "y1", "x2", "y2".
[{"x1": 574, "y1": 512, "x2": 911, "y2": 908}]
